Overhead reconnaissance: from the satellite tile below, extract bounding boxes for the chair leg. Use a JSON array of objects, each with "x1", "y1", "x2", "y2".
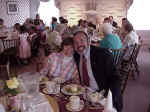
[
  {"x1": 134, "y1": 61, "x2": 140, "y2": 76},
  {"x1": 147, "y1": 104, "x2": 150, "y2": 112},
  {"x1": 6, "y1": 58, "x2": 10, "y2": 79},
  {"x1": 130, "y1": 63, "x2": 137, "y2": 80}
]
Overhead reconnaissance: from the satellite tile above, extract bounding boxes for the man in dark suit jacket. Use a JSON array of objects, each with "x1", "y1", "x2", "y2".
[{"x1": 73, "y1": 31, "x2": 123, "y2": 112}]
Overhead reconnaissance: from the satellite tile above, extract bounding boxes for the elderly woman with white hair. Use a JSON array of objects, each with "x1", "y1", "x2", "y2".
[
  {"x1": 99, "y1": 23, "x2": 122, "y2": 49},
  {"x1": 46, "y1": 23, "x2": 67, "y2": 52}
]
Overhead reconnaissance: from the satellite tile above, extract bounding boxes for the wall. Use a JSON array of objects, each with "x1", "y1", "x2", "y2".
[
  {"x1": 96, "y1": 0, "x2": 127, "y2": 26},
  {"x1": 59, "y1": 0, "x2": 86, "y2": 26},
  {"x1": 136, "y1": 30, "x2": 150, "y2": 44},
  {"x1": 0, "y1": 0, "x2": 30, "y2": 27},
  {"x1": 55, "y1": 0, "x2": 133, "y2": 26}
]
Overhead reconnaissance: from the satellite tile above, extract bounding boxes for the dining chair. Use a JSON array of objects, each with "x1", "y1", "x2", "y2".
[
  {"x1": 0, "y1": 54, "x2": 9, "y2": 80},
  {"x1": 147, "y1": 103, "x2": 150, "y2": 112},
  {"x1": 1, "y1": 39, "x2": 20, "y2": 78},
  {"x1": 119, "y1": 63, "x2": 131, "y2": 94},
  {"x1": 30, "y1": 35, "x2": 40, "y2": 57},
  {"x1": 121, "y1": 43, "x2": 141, "y2": 80},
  {"x1": 130, "y1": 43, "x2": 141, "y2": 77},
  {"x1": 109, "y1": 48, "x2": 126, "y2": 67}
]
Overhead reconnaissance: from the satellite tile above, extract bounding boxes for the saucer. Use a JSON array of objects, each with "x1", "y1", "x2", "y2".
[
  {"x1": 42, "y1": 88, "x2": 57, "y2": 95},
  {"x1": 66, "y1": 100, "x2": 84, "y2": 112}
]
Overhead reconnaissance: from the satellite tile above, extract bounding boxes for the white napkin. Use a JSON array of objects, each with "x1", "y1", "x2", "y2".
[
  {"x1": 103, "y1": 90, "x2": 117, "y2": 112},
  {"x1": 0, "y1": 104, "x2": 6, "y2": 112}
]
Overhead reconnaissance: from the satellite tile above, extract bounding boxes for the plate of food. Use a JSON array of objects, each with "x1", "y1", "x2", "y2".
[
  {"x1": 88, "y1": 92, "x2": 104, "y2": 103},
  {"x1": 61, "y1": 84, "x2": 85, "y2": 96}
]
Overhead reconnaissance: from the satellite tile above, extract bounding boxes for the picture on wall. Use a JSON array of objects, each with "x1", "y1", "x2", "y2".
[{"x1": 7, "y1": 1, "x2": 18, "y2": 15}]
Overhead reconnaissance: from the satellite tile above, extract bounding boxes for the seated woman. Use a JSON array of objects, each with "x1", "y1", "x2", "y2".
[
  {"x1": 122, "y1": 22, "x2": 139, "y2": 60},
  {"x1": 40, "y1": 38, "x2": 79, "y2": 83},
  {"x1": 19, "y1": 25, "x2": 31, "y2": 64},
  {"x1": 100, "y1": 23, "x2": 122, "y2": 49},
  {"x1": 46, "y1": 24, "x2": 67, "y2": 52}
]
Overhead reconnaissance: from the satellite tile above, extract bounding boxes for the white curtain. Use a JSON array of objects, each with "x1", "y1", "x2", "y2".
[{"x1": 30, "y1": 0, "x2": 40, "y2": 19}]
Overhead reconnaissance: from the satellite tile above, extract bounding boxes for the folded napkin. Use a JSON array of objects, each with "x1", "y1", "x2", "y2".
[
  {"x1": 0, "y1": 104, "x2": 6, "y2": 112},
  {"x1": 103, "y1": 90, "x2": 117, "y2": 112}
]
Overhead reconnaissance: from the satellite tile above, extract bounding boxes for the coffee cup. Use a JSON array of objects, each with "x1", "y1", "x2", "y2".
[
  {"x1": 46, "y1": 81, "x2": 56, "y2": 93},
  {"x1": 69, "y1": 96, "x2": 80, "y2": 109}
]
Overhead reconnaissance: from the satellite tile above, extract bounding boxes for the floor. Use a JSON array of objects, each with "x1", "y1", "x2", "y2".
[{"x1": 123, "y1": 43, "x2": 150, "y2": 112}]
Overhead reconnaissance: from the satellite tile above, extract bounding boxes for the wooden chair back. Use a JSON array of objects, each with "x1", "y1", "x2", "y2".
[
  {"x1": 109, "y1": 48, "x2": 125, "y2": 66},
  {"x1": 130, "y1": 44, "x2": 141, "y2": 63},
  {"x1": 2, "y1": 39, "x2": 20, "y2": 50}
]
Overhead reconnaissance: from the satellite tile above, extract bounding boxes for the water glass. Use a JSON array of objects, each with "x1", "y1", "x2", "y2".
[{"x1": 55, "y1": 84, "x2": 60, "y2": 94}]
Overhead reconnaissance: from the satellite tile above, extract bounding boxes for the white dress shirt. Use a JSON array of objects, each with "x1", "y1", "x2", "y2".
[{"x1": 79, "y1": 46, "x2": 99, "y2": 91}]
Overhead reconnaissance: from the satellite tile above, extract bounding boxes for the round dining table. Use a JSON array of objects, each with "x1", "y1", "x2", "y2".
[{"x1": 40, "y1": 83, "x2": 104, "y2": 112}]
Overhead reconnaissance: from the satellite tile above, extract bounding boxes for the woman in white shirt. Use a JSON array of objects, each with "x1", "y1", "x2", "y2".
[
  {"x1": 123, "y1": 22, "x2": 139, "y2": 60},
  {"x1": 123, "y1": 22, "x2": 139, "y2": 48}
]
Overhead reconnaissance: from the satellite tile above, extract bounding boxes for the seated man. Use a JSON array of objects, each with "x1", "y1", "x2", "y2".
[
  {"x1": 73, "y1": 31, "x2": 123, "y2": 112},
  {"x1": 40, "y1": 38, "x2": 79, "y2": 83}
]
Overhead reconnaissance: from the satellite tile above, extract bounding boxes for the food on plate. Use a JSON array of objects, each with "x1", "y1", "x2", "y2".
[
  {"x1": 89, "y1": 92, "x2": 103, "y2": 103},
  {"x1": 40, "y1": 77, "x2": 49, "y2": 82},
  {"x1": 66, "y1": 85, "x2": 81, "y2": 93}
]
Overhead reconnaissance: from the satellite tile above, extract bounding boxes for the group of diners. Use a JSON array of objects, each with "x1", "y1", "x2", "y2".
[{"x1": 0, "y1": 14, "x2": 140, "y2": 112}]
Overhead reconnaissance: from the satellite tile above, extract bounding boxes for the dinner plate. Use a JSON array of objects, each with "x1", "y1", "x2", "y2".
[
  {"x1": 66, "y1": 100, "x2": 84, "y2": 112},
  {"x1": 61, "y1": 84, "x2": 85, "y2": 96}
]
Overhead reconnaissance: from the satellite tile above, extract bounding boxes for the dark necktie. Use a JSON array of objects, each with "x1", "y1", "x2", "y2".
[{"x1": 82, "y1": 55, "x2": 90, "y2": 86}]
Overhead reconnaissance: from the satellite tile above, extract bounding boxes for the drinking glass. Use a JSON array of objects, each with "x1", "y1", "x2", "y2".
[{"x1": 18, "y1": 72, "x2": 40, "y2": 96}]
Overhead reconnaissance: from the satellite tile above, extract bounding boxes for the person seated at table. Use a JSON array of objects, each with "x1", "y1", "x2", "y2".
[
  {"x1": 13, "y1": 23, "x2": 20, "y2": 32},
  {"x1": 28, "y1": 26, "x2": 39, "y2": 57},
  {"x1": 0, "y1": 18, "x2": 7, "y2": 33},
  {"x1": 12, "y1": 23, "x2": 20, "y2": 38},
  {"x1": 99, "y1": 17, "x2": 114, "y2": 37},
  {"x1": 122, "y1": 22, "x2": 139, "y2": 60},
  {"x1": 19, "y1": 25, "x2": 31, "y2": 64},
  {"x1": 100, "y1": 23, "x2": 122, "y2": 50},
  {"x1": 40, "y1": 38, "x2": 79, "y2": 83},
  {"x1": 119, "y1": 18, "x2": 129, "y2": 41},
  {"x1": 23, "y1": 18, "x2": 34, "y2": 32},
  {"x1": 73, "y1": 31, "x2": 123, "y2": 112},
  {"x1": 46, "y1": 24, "x2": 66, "y2": 52},
  {"x1": 109, "y1": 16, "x2": 118, "y2": 28}
]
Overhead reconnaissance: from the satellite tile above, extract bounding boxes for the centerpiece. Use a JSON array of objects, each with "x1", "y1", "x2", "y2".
[{"x1": 0, "y1": 77, "x2": 20, "y2": 96}]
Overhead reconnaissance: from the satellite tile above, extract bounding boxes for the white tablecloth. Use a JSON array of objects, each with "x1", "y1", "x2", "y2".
[{"x1": 0, "y1": 104, "x2": 6, "y2": 112}]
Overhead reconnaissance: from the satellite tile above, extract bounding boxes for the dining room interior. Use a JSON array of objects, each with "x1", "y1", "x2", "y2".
[{"x1": 0, "y1": 0, "x2": 150, "y2": 112}]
